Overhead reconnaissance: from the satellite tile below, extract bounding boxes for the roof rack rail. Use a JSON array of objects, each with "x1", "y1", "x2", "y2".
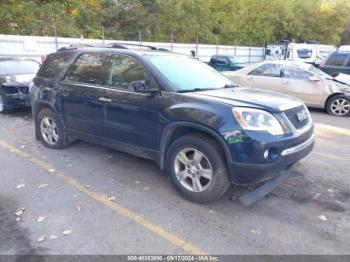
[{"x1": 58, "y1": 43, "x2": 170, "y2": 52}]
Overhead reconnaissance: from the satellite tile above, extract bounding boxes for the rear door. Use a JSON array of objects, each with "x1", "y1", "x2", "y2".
[
  {"x1": 60, "y1": 52, "x2": 108, "y2": 137},
  {"x1": 245, "y1": 63, "x2": 283, "y2": 92}
]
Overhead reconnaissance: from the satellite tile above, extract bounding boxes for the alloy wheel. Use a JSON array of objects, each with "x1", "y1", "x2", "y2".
[
  {"x1": 330, "y1": 98, "x2": 350, "y2": 116},
  {"x1": 40, "y1": 116, "x2": 59, "y2": 145},
  {"x1": 174, "y1": 148, "x2": 213, "y2": 192}
]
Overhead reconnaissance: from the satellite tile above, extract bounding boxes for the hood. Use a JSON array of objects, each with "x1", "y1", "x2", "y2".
[
  {"x1": 334, "y1": 73, "x2": 350, "y2": 87},
  {"x1": 187, "y1": 87, "x2": 304, "y2": 113},
  {"x1": 0, "y1": 74, "x2": 35, "y2": 86}
]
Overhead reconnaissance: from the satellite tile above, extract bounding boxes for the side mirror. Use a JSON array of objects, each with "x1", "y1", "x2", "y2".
[
  {"x1": 129, "y1": 80, "x2": 159, "y2": 96},
  {"x1": 308, "y1": 75, "x2": 320, "y2": 82}
]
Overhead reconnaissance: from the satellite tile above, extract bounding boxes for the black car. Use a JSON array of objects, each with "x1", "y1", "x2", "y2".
[
  {"x1": 30, "y1": 44, "x2": 314, "y2": 203},
  {"x1": 0, "y1": 57, "x2": 40, "y2": 113},
  {"x1": 319, "y1": 52, "x2": 350, "y2": 76},
  {"x1": 208, "y1": 55, "x2": 245, "y2": 71}
]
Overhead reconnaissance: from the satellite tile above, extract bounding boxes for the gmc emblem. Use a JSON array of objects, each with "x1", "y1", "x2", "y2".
[{"x1": 297, "y1": 110, "x2": 308, "y2": 122}]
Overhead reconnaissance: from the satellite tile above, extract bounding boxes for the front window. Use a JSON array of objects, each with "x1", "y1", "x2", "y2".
[
  {"x1": 308, "y1": 65, "x2": 331, "y2": 80},
  {"x1": 147, "y1": 55, "x2": 233, "y2": 91},
  {"x1": 0, "y1": 60, "x2": 40, "y2": 76}
]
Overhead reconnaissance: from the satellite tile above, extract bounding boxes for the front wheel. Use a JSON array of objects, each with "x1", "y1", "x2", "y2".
[
  {"x1": 165, "y1": 133, "x2": 231, "y2": 203},
  {"x1": 326, "y1": 95, "x2": 350, "y2": 116}
]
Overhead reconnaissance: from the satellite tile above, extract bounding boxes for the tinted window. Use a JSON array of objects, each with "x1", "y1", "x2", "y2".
[
  {"x1": 106, "y1": 55, "x2": 153, "y2": 91},
  {"x1": 66, "y1": 53, "x2": 107, "y2": 85},
  {"x1": 37, "y1": 52, "x2": 73, "y2": 79},
  {"x1": 347, "y1": 56, "x2": 350, "y2": 67},
  {"x1": 0, "y1": 60, "x2": 40, "y2": 76},
  {"x1": 249, "y1": 64, "x2": 282, "y2": 77},
  {"x1": 297, "y1": 49, "x2": 312, "y2": 58},
  {"x1": 326, "y1": 53, "x2": 347, "y2": 66},
  {"x1": 283, "y1": 65, "x2": 312, "y2": 80},
  {"x1": 216, "y1": 57, "x2": 228, "y2": 65}
]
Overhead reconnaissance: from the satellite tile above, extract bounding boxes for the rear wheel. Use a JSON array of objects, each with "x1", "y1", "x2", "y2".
[
  {"x1": 37, "y1": 108, "x2": 68, "y2": 149},
  {"x1": 326, "y1": 95, "x2": 350, "y2": 116},
  {"x1": 165, "y1": 133, "x2": 231, "y2": 203}
]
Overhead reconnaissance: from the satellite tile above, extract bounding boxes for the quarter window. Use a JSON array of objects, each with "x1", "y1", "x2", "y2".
[
  {"x1": 326, "y1": 54, "x2": 347, "y2": 66},
  {"x1": 106, "y1": 55, "x2": 153, "y2": 91},
  {"x1": 66, "y1": 53, "x2": 107, "y2": 85},
  {"x1": 249, "y1": 64, "x2": 282, "y2": 77},
  {"x1": 38, "y1": 52, "x2": 73, "y2": 79}
]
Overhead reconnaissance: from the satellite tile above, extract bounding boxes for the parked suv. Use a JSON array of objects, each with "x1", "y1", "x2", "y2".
[
  {"x1": 31, "y1": 44, "x2": 315, "y2": 203},
  {"x1": 208, "y1": 55, "x2": 245, "y2": 71},
  {"x1": 319, "y1": 52, "x2": 350, "y2": 76}
]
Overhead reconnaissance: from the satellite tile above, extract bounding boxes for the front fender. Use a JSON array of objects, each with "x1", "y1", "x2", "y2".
[{"x1": 158, "y1": 121, "x2": 233, "y2": 169}]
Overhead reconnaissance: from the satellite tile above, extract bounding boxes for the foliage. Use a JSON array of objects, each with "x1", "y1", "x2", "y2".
[{"x1": 0, "y1": 0, "x2": 349, "y2": 45}]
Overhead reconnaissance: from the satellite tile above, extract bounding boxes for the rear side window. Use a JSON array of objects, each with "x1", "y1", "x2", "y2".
[
  {"x1": 216, "y1": 57, "x2": 228, "y2": 65},
  {"x1": 326, "y1": 53, "x2": 348, "y2": 66},
  {"x1": 66, "y1": 53, "x2": 108, "y2": 85},
  {"x1": 347, "y1": 56, "x2": 350, "y2": 67},
  {"x1": 37, "y1": 52, "x2": 73, "y2": 79},
  {"x1": 249, "y1": 63, "x2": 282, "y2": 77}
]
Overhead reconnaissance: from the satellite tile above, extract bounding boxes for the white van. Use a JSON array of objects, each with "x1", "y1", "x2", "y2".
[{"x1": 265, "y1": 43, "x2": 336, "y2": 65}]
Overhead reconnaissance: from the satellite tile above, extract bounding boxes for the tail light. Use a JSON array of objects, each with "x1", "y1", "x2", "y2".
[{"x1": 40, "y1": 55, "x2": 47, "y2": 63}]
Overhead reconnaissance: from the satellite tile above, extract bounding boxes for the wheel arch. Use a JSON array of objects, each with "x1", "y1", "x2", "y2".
[
  {"x1": 324, "y1": 92, "x2": 344, "y2": 109},
  {"x1": 33, "y1": 102, "x2": 60, "y2": 140},
  {"x1": 159, "y1": 122, "x2": 232, "y2": 169}
]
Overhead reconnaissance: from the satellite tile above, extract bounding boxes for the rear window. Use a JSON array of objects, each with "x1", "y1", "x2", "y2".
[
  {"x1": 325, "y1": 53, "x2": 348, "y2": 66},
  {"x1": 0, "y1": 60, "x2": 40, "y2": 76},
  {"x1": 37, "y1": 52, "x2": 74, "y2": 79},
  {"x1": 297, "y1": 49, "x2": 312, "y2": 59}
]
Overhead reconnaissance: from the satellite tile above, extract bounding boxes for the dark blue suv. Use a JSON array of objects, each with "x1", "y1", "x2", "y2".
[{"x1": 30, "y1": 44, "x2": 315, "y2": 203}]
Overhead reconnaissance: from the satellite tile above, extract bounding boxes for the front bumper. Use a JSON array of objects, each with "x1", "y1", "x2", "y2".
[
  {"x1": 227, "y1": 131, "x2": 315, "y2": 185},
  {"x1": 6, "y1": 93, "x2": 31, "y2": 108}
]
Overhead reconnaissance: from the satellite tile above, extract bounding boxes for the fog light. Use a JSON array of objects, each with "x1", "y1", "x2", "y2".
[{"x1": 263, "y1": 149, "x2": 269, "y2": 160}]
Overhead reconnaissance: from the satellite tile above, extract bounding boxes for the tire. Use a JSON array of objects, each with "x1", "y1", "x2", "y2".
[
  {"x1": 326, "y1": 95, "x2": 350, "y2": 117},
  {"x1": 0, "y1": 90, "x2": 9, "y2": 114},
  {"x1": 37, "y1": 108, "x2": 68, "y2": 149},
  {"x1": 165, "y1": 133, "x2": 231, "y2": 203}
]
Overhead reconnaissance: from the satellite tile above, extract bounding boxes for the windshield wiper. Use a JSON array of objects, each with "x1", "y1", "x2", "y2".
[
  {"x1": 223, "y1": 84, "x2": 237, "y2": 88},
  {"x1": 177, "y1": 88, "x2": 218, "y2": 93}
]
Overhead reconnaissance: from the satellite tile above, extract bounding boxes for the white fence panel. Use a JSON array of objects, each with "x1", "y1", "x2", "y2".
[{"x1": 0, "y1": 34, "x2": 265, "y2": 64}]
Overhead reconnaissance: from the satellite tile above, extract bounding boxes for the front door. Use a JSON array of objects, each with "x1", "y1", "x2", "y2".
[
  {"x1": 100, "y1": 54, "x2": 164, "y2": 152},
  {"x1": 60, "y1": 52, "x2": 108, "y2": 136}
]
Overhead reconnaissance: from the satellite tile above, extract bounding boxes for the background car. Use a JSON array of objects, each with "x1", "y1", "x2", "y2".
[
  {"x1": 0, "y1": 57, "x2": 40, "y2": 113},
  {"x1": 208, "y1": 55, "x2": 245, "y2": 71},
  {"x1": 223, "y1": 60, "x2": 350, "y2": 116},
  {"x1": 318, "y1": 52, "x2": 350, "y2": 76}
]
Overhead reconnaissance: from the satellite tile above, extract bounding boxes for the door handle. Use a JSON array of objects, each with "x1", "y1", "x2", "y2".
[
  {"x1": 247, "y1": 76, "x2": 253, "y2": 81},
  {"x1": 282, "y1": 81, "x2": 289, "y2": 85},
  {"x1": 98, "y1": 97, "x2": 112, "y2": 103}
]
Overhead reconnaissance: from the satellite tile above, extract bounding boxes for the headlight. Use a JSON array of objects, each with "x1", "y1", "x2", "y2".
[{"x1": 232, "y1": 107, "x2": 284, "y2": 136}]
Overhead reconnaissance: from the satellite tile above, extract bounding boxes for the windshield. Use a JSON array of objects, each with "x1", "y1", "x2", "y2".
[
  {"x1": 309, "y1": 65, "x2": 331, "y2": 80},
  {"x1": 0, "y1": 60, "x2": 40, "y2": 76},
  {"x1": 229, "y1": 56, "x2": 241, "y2": 64},
  {"x1": 148, "y1": 55, "x2": 234, "y2": 91}
]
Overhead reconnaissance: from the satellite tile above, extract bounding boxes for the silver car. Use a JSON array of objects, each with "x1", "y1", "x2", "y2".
[{"x1": 224, "y1": 60, "x2": 350, "y2": 116}]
